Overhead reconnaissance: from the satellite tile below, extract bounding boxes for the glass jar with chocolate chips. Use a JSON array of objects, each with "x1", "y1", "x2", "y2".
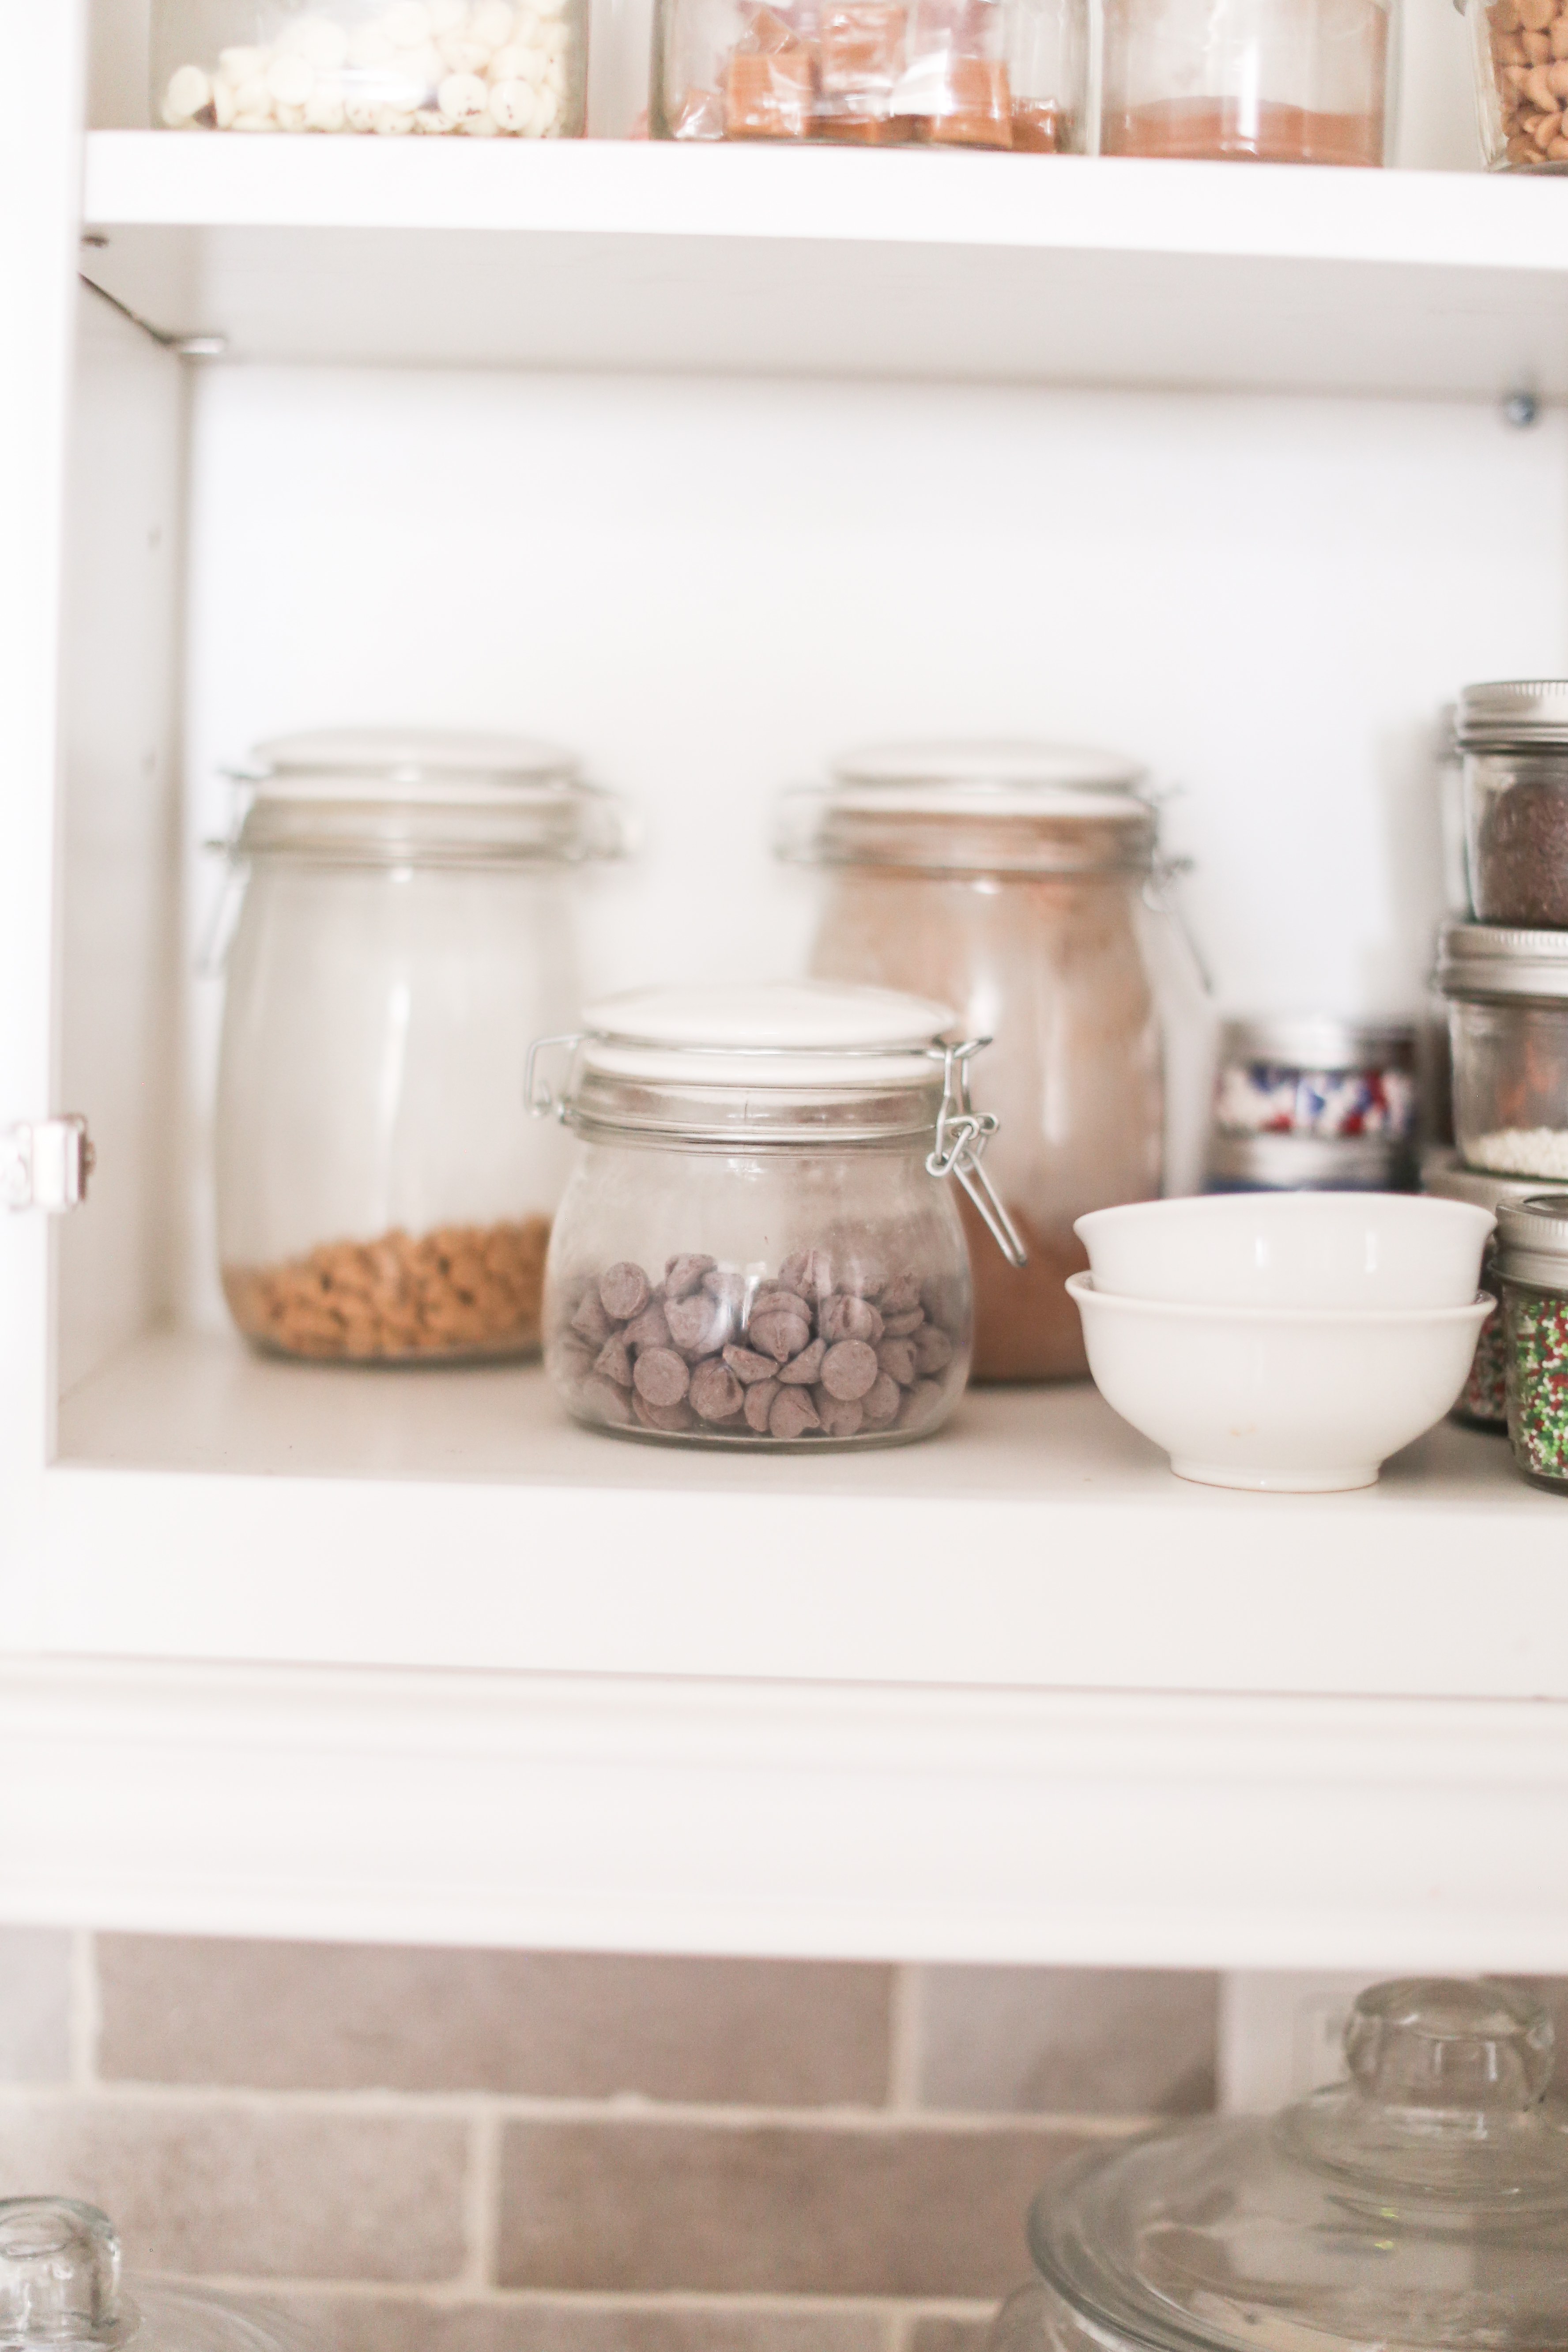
[
  {"x1": 529, "y1": 981, "x2": 1024, "y2": 1447},
  {"x1": 214, "y1": 728, "x2": 627, "y2": 1364},
  {"x1": 651, "y1": 0, "x2": 1086, "y2": 150}
]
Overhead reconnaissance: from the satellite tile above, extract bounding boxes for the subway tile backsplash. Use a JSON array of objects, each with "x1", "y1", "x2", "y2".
[{"x1": 0, "y1": 1935, "x2": 1220, "y2": 2352}]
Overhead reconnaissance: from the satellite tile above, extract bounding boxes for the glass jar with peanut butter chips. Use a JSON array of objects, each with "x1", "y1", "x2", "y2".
[
  {"x1": 529, "y1": 981, "x2": 1025, "y2": 1447},
  {"x1": 214, "y1": 727, "x2": 628, "y2": 1364},
  {"x1": 1496, "y1": 1192, "x2": 1568, "y2": 1491}
]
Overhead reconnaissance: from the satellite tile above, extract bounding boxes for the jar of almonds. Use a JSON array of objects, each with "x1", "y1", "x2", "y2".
[
  {"x1": 529, "y1": 980, "x2": 1025, "y2": 1447},
  {"x1": 214, "y1": 728, "x2": 627, "y2": 1363},
  {"x1": 1458, "y1": 0, "x2": 1568, "y2": 167}
]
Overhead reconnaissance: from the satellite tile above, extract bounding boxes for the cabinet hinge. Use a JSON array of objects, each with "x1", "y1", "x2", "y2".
[{"x1": 2, "y1": 1117, "x2": 94, "y2": 1213}]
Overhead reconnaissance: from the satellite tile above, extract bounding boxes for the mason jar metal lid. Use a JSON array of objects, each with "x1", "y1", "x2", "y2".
[
  {"x1": 1496, "y1": 1192, "x2": 1568, "y2": 1283},
  {"x1": 1435, "y1": 918, "x2": 1568, "y2": 1001},
  {"x1": 1456, "y1": 681, "x2": 1568, "y2": 750},
  {"x1": 1219, "y1": 1015, "x2": 1415, "y2": 1070}
]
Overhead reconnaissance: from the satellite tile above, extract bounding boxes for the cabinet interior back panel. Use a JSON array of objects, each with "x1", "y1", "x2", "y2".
[{"x1": 171, "y1": 365, "x2": 1566, "y2": 1325}]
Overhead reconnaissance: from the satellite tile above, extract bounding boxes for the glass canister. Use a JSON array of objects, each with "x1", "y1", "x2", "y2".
[
  {"x1": 529, "y1": 980, "x2": 1025, "y2": 1446},
  {"x1": 1496, "y1": 1192, "x2": 1568, "y2": 1489},
  {"x1": 0, "y1": 2200, "x2": 317, "y2": 2352},
  {"x1": 215, "y1": 727, "x2": 626, "y2": 1363},
  {"x1": 1100, "y1": 0, "x2": 1397, "y2": 160},
  {"x1": 651, "y1": 0, "x2": 1087, "y2": 150},
  {"x1": 1436, "y1": 920, "x2": 1568, "y2": 1182},
  {"x1": 1456, "y1": 682, "x2": 1568, "y2": 922},
  {"x1": 1423, "y1": 1151, "x2": 1534, "y2": 1430},
  {"x1": 1205, "y1": 1014, "x2": 1418, "y2": 1192},
  {"x1": 780, "y1": 743, "x2": 1212, "y2": 1384},
  {"x1": 1459, "y1": 0, "x2": 1568, "y2": 167},
  {"x1": 154, "y1": 0, "x2": 586, "y2": 136},
  {"x1": 987, "y1": 1977, "x2": 1568, "y2": 2352}
]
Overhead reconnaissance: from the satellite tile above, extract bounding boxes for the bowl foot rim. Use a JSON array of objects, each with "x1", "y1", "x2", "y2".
[{"x1": 1168, "y1": 1457, "x2": 1380, "y2": 1494}]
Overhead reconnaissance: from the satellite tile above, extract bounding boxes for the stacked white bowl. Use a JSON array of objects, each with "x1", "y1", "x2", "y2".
[{"x1": 1067, "y1": 1193, "x2": 1496, "y2": 1492}]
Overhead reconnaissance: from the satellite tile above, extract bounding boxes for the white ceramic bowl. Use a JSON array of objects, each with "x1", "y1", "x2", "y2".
[
  {"x1": 1075, "y1": 1192, "x2": 1494, "y2": 1311},
  {"x1": 1067, "y1": 1273, "x2": 1495, "y2": 1492}
]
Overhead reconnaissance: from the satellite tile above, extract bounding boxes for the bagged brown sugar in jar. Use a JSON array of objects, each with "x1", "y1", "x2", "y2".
[{"x1": 780, "y1": 743, "x2": 1212, "y2": 1382}]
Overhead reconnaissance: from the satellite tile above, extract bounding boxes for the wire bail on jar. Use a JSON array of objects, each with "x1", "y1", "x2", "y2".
[{"x1": 927, "y1": 1041, "x2": 1028, "y2": 1267}]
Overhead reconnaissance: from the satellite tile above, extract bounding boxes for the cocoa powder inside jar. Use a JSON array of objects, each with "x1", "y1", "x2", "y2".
[
  {"x1": 958, "y1": 1195, "x2": 1090, "y2": 1382},
  {"x1": 225, "y1": 1216, "x2": 549, "y2": 1361},
  {"x1": 1101, "y1": 96, "x2": 1383, "y2": 162}
]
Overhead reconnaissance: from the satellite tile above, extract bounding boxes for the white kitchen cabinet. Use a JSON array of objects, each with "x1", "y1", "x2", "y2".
[{"x1": 4, "y1": 0, "x2": 1568, "y2": 1968}]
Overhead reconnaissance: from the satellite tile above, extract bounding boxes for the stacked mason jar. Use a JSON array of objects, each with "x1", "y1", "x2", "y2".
[{"x1": 1429, "y1": 682, "x2": 1568, "y2": 1489}]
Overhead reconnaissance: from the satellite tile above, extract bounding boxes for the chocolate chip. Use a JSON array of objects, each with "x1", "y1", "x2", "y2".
[
  {"x1": 780, "y1": 1248, "x2": 834, "y2": 1299},
  {"x1": 744, "y1": 1378, "x2": 780, "y2": 1433},
  {"x1": 876, "y1": 1336, "x2": 918, "y2": 1387},
  {"x1": 622, "y1": 1300, "x2": 671, "y2": 1350},
  {"x1": 860, "y1": 1371, "x2": 902, "y2": 1428},
  {"x1": 841, "y1": 1255, "x2": 888, "y2": 1299},
  {"x1": 750, "y1": 1305, "x2": 811, "y2": 1361},
  {"x1": 703, "y1": 1267, "x2": 746, "y2": 1310},
  {"x1": 777, "y1": 1337, "x2": 826, "y2": 1386},
  {"x1": 599, "y1": 1262, "x2": 650, "y2": 1321},
  {"x1": 666, "y1": 1290, "x2": 733, "y2": 1357},
  {"x1": 770, "y1": 1387, "x2": 821, "y2": 1439},
  {"x1": 819, "y1": 1293, "x2": 884, "y2": 1345},
  {"x1": 571, "y1": 1289, "x2": 615, "y2": 1345},
  {"x1": 594, "y1": 1336, "x2": 633, "y2": 1387},
  {"x1": 915, "y1": 1323, "x2": 953, "y2": 1374},
  {"x1": 879, "y1": 1271, "x2": 921, "y2": 1314},
  {"x1": 815, "y1": 1390, "x2": 863, "y2": 1438},
  {"x1": 664, "y1": 1252, "x2": 716, "y2": 1300},
  {"x1": 821, "y1": 1338, "x2": 879, "y2": 1400},
  {"x1": 633, "y1": 1346, "x2": 690, "y2": 1407},
  {"x1": 724, "y1": 1344, "x2": 778, "y2": 1385},
  {"x1": 899, "y1": 1377, "x2": 945, "y2": 1429},
  {"x1": 581, "y1": 1372, "x2": 635, "y2": 1425},
  {"x1": 634, "y1": 1391, "x2": 695, "y2": 1433},
  {"x1": 690, "y1": 1358, "x2": 745, "y2": 1421}
]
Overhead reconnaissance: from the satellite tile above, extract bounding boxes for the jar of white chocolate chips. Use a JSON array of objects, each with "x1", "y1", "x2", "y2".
[
  {"x1": 154, "y1": 0, "x2": 585, "y2": 138},
  {"x1": 529, "y1": 982, "x2": 1026, "y2": 1447}
]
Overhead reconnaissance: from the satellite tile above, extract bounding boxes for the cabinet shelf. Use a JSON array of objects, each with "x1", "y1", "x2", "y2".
[{"x1": 81, "y1": 130, "x2": 1568, "y2": 396}]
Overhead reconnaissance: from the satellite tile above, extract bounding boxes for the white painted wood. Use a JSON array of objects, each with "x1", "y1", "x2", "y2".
[
  {"x1": 21, "y1": 1331, "x2": 1564, "y2": 1697},
  {"x1": 1, "y1": 1655, "x2": 1565, "y2": 1967},
  {"x1": 57, "y1": 288, "x2": 185, "y2": 1395},
  {"x1": 79, "y1": 135, "x2": 1560, "y2": 398}
]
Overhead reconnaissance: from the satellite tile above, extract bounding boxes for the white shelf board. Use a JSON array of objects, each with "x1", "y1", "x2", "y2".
[
  {"x1": 80, "y1": 130, "x2": 1568, "y2": 396},
  {"x1": 15, "y1": 1327, "x2": 1565, "y2": 1697}
]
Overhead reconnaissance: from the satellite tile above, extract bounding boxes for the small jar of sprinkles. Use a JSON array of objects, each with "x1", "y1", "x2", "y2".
[
  {"x1": 1497, "y1": 1194, "x2": 1568, "y2": 1492},
  {"x1": 1423, "y1": 1154, "x2": 1543, "y2": 1431}
]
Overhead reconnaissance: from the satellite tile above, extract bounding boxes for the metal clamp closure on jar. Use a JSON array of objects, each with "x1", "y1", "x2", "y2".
[{"x1": 526, "y1": 1004, "x2": 1027, "y2": 1266}]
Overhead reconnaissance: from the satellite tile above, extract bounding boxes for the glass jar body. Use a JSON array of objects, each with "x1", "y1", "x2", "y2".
[
  {"x1": 1502, "y1": 1272, "x2": 1568, "y2": 1489},
  {"x1": 544, "y1": 1130, "x2": 973, "y2": 1445},
  {"x1": 152, "y1": 0, "x2": 587, "y2": 136},
  {"x1": 808, "y1": 866, "x2": 1184, "y2": 1383},
  {"x1": 1447, "y1": 995, "x2": 1568, "y2": 1180},
  {"x1": 216, "y1": 857, "x2": 577, "y2": 1361},
  {"x1": 1463, "y1": 748, "x2": 1568, "y2": 923},
  {"x1": 650, "y1": 0, "x2": 1087, "y2": 151},
  {"x1": 1100, "y1": 0, "x2": 1396, "y2": 160},
  {"x1": 1462, "y1": 0, "x2": 1568, "y2": 169}
]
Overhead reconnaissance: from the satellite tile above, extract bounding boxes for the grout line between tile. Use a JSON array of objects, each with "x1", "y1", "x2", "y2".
[
  {"x1": 66, "y1": 1933, "x2": 98, "y2": 2089},
  {"x1": 886, "y1": 1963, "x2": 923, "y2": 2112},
  {"x1": 0, "y1": 2077, "x2": 1148, "y2": 2137},
  {"x1": 460, "y1": 2105, "x2": 502, "y2": 2292}
]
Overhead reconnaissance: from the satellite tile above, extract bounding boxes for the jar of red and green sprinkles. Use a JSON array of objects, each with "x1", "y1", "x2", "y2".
[
  {"x1": 1496, "y1": 1194, "x2": 1568, "y2": 1492},
  {"x1": 1424, "y1": 1155, "x2": 1543, "y2": 1431}
]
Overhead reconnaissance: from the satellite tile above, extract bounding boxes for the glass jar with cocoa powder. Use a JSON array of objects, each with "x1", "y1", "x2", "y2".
[
  {"x1": 214, "y1": 728, "x2": 626, "y2": 1364},
  {"x1": 781, "y1": 744, "x2": 1212, "y2": 1383},
  {"x1": 1101, "y1": 0, "x2": 1398, "y2": 162}
]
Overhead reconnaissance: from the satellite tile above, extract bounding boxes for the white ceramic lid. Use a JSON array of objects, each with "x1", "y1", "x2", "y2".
[
  {"x1": 577, "y1": 980, "x2": 957, "y2": 1089},
  {"x1": 245, "y1": 727, "x2": 578, "y2": 801}
]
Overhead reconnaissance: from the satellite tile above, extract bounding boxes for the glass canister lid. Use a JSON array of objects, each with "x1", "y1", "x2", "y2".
[
  {"x1": 0, "y1": 2199, "x2": 311, "y2": 2352},
  {"x1": 564, "y1": 980, "x2": 961, "y2": 1092},
  {"x1": 231, "y1": 727, "x2": 626, "y2": 863},
  {"x1": 777, "y1": 740, "x2": 1156, "y2": 873},
  {"x1": 1025, "y1": 1979, "x2": 1568, "y2": 2352}
]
